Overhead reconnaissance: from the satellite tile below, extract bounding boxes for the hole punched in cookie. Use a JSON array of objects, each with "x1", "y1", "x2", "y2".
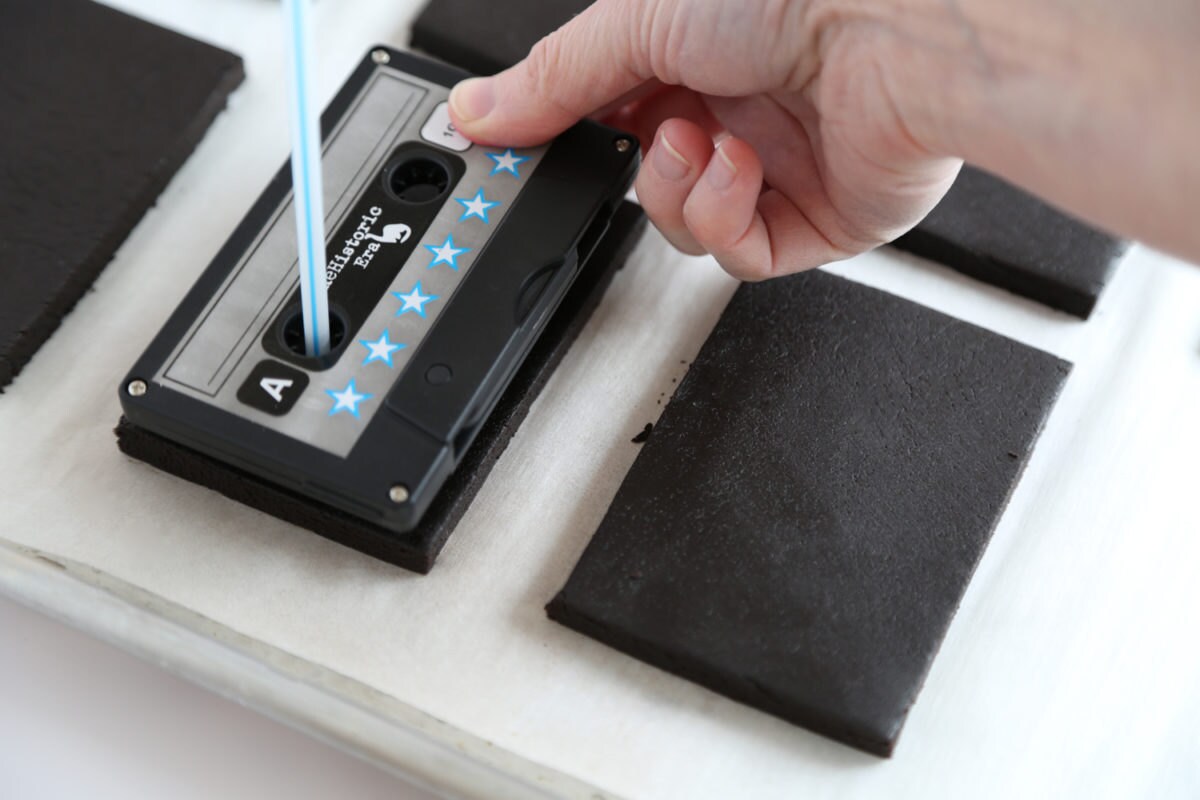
[
  {"x1": 277, "y1": 305, "x2": 350, "y2": 369},
  {"x1": 384, "y1": 153, "x2": 452, "y2": 204}
]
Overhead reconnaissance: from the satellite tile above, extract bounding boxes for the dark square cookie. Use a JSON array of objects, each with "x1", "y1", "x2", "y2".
[
  {"x1": 549, "y1": 269, "x2": 1069, "y2": 755},
  {"x1": 894, "y1": 166, "x2": 1129, "y2": 318},
  {"x1": 411, "y1": 0, "x2": 593, "y2": 75},
  {"x1": 0, "y1": 0, "x2": 243, "y2": 389}
]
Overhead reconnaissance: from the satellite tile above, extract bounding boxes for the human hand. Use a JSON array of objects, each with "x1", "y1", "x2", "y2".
[{"x1": 447, "y1": 0, "x2": 962, "y2": 280}]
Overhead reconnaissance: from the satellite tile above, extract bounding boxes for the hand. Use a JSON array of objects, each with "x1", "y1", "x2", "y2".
[{"x1": 447, "y1": 0, "x2": 962, "y2": 280}]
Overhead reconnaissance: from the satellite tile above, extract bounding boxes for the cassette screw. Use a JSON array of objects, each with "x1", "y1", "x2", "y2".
[
  {"x1": 372, "y1": 49, "x2": 391, "y2": 65},
  {"x1": 127, "y1": 380, "x2": 148, "y2": 397},
  {"x1": 615, "y1": 137, "x2": 633, "y2": 153},
  {"x1": 388, "y1": 484, "x2": 410, "y2": 504}
]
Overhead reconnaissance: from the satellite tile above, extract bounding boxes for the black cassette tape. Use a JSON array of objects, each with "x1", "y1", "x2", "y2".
[{"x1": 119, "y1": 48, "x2": 639, "y2": 552}]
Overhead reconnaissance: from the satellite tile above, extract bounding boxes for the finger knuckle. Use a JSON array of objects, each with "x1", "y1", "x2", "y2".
[{"x1": 522, "y1": 34, "x2": 577, "y2": 116}]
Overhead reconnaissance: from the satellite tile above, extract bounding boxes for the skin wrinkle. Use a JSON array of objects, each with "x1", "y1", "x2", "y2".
[
  {"x1": 793, "y1": 80, "x2": 914, "y2": 247},
  {"x1": 806, "y1": 25, "x2": 945, "y2": 163},
  {"x1": 616, "y1": 0, "x2": 658, "y2": 84},
  {"x1": 522, "y1": 36, "x2": 591, "y2": 123},
  {"x1": 797, "y1": 110, "x2": 886, "y2": 253},
  {"x1": 833, "y1": 18, "x2": 972, "y2": 157},
  {"x1": 649, "y1": 0, "x2": 686, "y2": 87},
  {"x1": 755, "y1": 0, "x2": 815, "y2": 91},
  {"x1": 734, "y1": 201, "x2": 778, "y2": 277},
  {"x1": 771, "y1": 191, "x2": 855, "y2": 274},
  {"x1": 825, "y1": 60, "x2": 958, "y2": 237},
  {"x1": 793, "y1": 0, "x2": 885, "y2": 93},
  {"x1": 868, "y1": 55, "x2": 943, "y2": 165},
  {"x1": 830, "y1": 0, "x2": 1012, "y2": 157}
]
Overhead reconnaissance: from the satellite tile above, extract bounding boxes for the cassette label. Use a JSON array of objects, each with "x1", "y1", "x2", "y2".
[
  {"x1": 262, "y1": 141, "x2": 466, "y2": 370},
  {"x1": 160, "y1": 71, "x2": 429, "y2": 398},
  {"x1": 154, "y1": 69, "x2": 547, "y2": 457}
]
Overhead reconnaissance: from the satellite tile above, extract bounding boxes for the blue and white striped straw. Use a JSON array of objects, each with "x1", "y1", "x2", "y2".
[{"x1": 282, "y1": 0, "x2": 329, "y2": 356}]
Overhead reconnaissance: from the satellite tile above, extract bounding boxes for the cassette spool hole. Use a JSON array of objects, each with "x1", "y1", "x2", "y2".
[
  {"x1": 385, "y1": 155, "x2": 451, "y2": 204},
  {"x1": 280, "y1": 308, "x2": 348, "y2": 360}
]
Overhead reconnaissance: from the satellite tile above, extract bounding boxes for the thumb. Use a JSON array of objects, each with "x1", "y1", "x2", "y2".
[{"x1": 448, "y1": 0, "x2": 653, "y2": 146}]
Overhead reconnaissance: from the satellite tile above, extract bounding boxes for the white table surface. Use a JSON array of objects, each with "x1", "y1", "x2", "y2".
[
  {"x1": 0, "y1": 594, "x2": 437, "y2": 800},
  {"x1": 2, "y1": 1, "x2": 1199, "y2": 798}
]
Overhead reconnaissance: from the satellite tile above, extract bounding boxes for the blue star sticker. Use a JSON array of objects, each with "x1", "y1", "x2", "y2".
[
  {"x1": 359, "y1": 330, "x2": 406, "y2": 367},
  {"x1": 455, "y1": 189, "x2": 501, "y2": 223},
  {"x1": 425, "y1": 235, "x2": 469, "y2": 270},
  {"x1": 392, "y1": 281, "x2": 438, "y2": 318},
  {"x1": 487, "y1": 148, "x2": 530, "y2": 178},
  {"x1": 326, "y1": 379, "x2": 372, "y2": 418}
]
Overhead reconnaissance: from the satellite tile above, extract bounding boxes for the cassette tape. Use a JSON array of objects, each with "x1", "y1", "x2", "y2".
[{"x1": 119, "y1": 48, "x2": 639, "y2": 554}]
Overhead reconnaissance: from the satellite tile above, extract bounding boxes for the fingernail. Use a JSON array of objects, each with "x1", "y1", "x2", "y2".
[
  {"x1": 450, "y1": 77, "x2": 495, "y2": 123},
  {"x1": 652, "y1": 133, "x2": 691, "y2": 182},
  {"x1": 706, "y1": 143, "x2": 738, "y2": 190}
]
